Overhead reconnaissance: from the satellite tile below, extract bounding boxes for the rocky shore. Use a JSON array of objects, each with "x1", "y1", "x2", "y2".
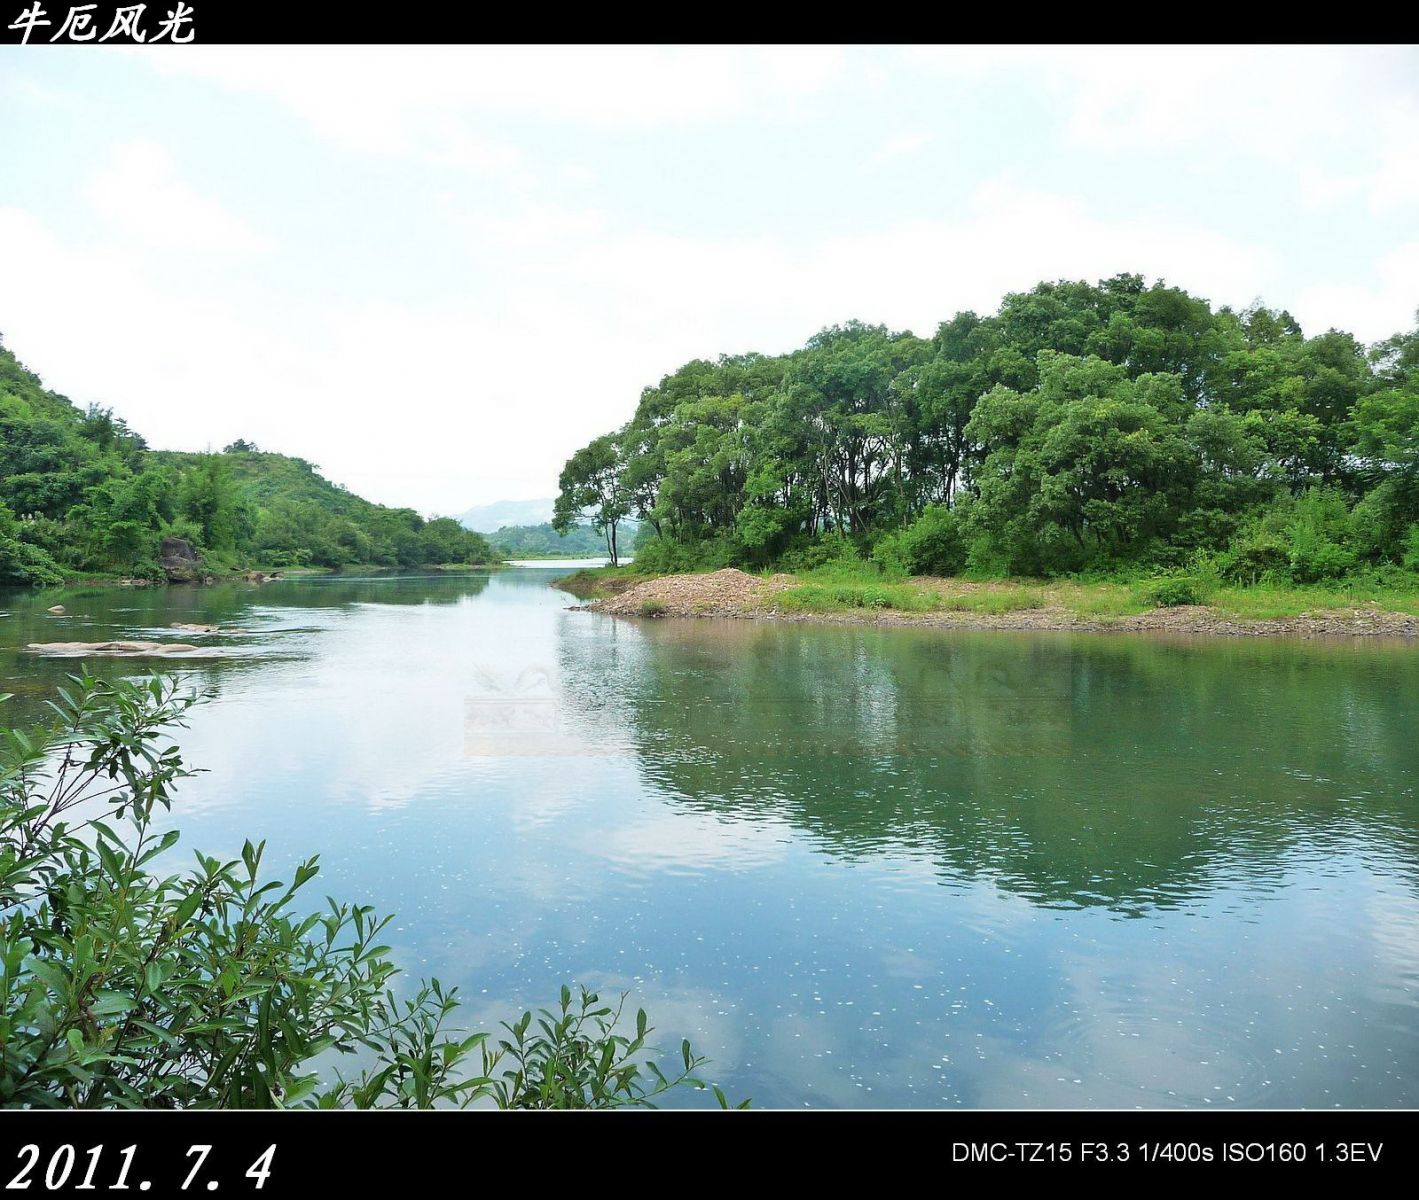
[{"x1": 575, "y1": 569, "x2": 1419, "y2": 640}]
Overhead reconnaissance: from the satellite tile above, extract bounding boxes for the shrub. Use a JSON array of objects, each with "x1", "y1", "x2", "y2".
[
  {"x1": 638, "y1": 598, "x2": 668, "y2": 617},
  {"x1": 1140, "y1": 575, "x2": 1211, "y2": 607},
  {"x1": 867, "y1": 533, "x2": 910, "y2": 579},
  {"x1": 0, "y1": 676, "x2": 733, "y2": 1109},
  {"x1": 0, "y1": 503, "x2": 66, "y2": 585},
  {"x1": 872, "y1": 505, "x2": 967, "y2": 577},
  {"x1": 1287, "y1": 536, "x2": 1357, "y2": 584},
  {"x1": 776, "y1": 532, "x2": 861, "y2": 575},
  {"x1": 1404, "y1": 526, "x2": 1419, "y2": 573},
  {"x1": 1216, "y1": 535, "x2": 1289, "y2": 585},
  {"x1": 629, "y1": 534, "x2": 738, "y2": 575}
]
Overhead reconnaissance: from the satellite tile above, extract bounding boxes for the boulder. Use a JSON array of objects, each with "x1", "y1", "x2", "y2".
[
  {"x1": 160, "y1": 536, "x2": 204, "y2": 583},
  {"x1": 46, "y1": 604, "x2": 65, "y2": 614},
  {"x1": 171, "y1": 622, "x2": 220, "y2": 633}
]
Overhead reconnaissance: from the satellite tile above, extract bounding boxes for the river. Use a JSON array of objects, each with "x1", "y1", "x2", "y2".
[{"x1": 3, "y1": 566, "x2": 1417, "y2": 1107}]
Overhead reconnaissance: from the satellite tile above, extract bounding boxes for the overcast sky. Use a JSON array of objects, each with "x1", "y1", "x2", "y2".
[{"x1": 1, "y1": 45, "x2": 1416, "y2": 514}]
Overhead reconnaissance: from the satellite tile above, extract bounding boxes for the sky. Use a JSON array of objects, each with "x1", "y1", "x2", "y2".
[{"x1": 0, "y1": 45, "x2": 1416, "y2": 515}]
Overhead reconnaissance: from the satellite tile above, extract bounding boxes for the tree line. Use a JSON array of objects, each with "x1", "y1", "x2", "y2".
[
  {"x1": 555, "y1": 274, "x2": 1419, "y2": 583},
  {"x1": 0, "y1": 339, "x2": 493, "y2": 584}
]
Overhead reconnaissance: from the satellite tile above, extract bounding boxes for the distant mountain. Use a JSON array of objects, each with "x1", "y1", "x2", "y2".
[{"x1": 456, "y1": 498, "x2": 555, "y2": 533}]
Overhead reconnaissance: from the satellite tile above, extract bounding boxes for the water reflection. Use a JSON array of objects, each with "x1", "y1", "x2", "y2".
[
  {"x1": 0, "y1": 571, "x2": 494, "y2": 724},
  {"x1": 566, "y1": 619, "x2": 1419, "y2": 916}
]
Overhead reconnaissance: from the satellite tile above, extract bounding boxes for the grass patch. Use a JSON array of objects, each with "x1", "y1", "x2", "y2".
[
  {"x1": 1055, "y1": 583, "x2": 1151, "y2": 618},
  {"x1": 777, "y1": 582, "x2": 940, "y2": 613},
  {"x1": 1208, "y1": 582, "x2": 1419, "y2": 620},
  {"x1": 638, "y1": 598, "x2": 668, "y2": 617},
  {"x1": 795, "y1": 560, "x2": 907, "y2": 585},
  {"x1": 936, "y1": 590, "x2": 1046, "y2": 614},
  {"x1": 776, "y1": 581, "x2": 1045, "y2": 615}
]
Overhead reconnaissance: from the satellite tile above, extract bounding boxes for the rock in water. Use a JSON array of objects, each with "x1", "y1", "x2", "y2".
[
  {"x1": 26, "y1": 641, "x2": 206, "y2": 656},
  {"x1": 47, "y1": 605, "x2": 65, "y2": 614},
  {"x1": 160, "y1": 536, "x2": 204, "y2": 583},
  {"x1": 171, "y1": 622, "x2": 220, "y2": 633}
]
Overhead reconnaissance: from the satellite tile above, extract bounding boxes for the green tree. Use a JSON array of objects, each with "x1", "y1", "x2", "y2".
[{"x1": 554, "y1": 434, "x2": 631, "y2": 564}]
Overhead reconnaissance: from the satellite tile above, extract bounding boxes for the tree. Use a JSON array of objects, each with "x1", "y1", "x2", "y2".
[
  {"x1": 963, "y1": 354, "x2": 1196, "y2": 572},
  {"x1": 554, "y1": 434, "x2": 631, "y2": 564}
]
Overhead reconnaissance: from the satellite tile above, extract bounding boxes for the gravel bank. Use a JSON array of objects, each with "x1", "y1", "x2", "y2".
[{"x1": 581, "y1": 570, "x2": 1419, "y2": 639}]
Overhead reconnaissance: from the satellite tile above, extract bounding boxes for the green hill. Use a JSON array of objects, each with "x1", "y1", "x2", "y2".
[{"x1": 0, "y1": 337, "x2": 494, "y2": 583}]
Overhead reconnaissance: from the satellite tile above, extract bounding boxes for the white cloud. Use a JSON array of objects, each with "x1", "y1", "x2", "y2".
[
  {"x1": 1294, "y1": 242, "x2": 1419, "y2": 342},
  {"x1": 148, "y1": 45, "x2": 847, "y2": 160},
  {"x1": 0, "y1": 204, "x2": 296, "y2": 434},
  {"x1": 1301, "y1": 139, "x2": 1419, "y2": 215},
  {"x1": 1367, "y1": 145, "x2": 1419, "y2": 212},
  {"x1": 874, "y1": 130, "x2": 932, "y2": 161},
  {"x1": 513, "y1": 179, "x2": 1278, "y2": 349},
  {"x1": 86, "y1": 139, "x2": 267, "y2": 255}
]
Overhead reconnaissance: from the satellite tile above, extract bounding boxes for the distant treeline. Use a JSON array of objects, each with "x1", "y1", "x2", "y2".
[
  {"x1": 492, "y1": 520, "x2": 639, "y2": 558},
  {"x1": 0, "y1": 339, "x2": 493, "y2": 584},
  {"x1": 555, "y1": 274, "x2": 1419, "y2": 583}
]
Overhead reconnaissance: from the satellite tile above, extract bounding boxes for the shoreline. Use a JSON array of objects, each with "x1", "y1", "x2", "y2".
[
  {"x1": 565, "y1": 568, "x2": 1419, "y2": 641},
  {"x1": 23, "y1": 562, "x2": 507, "y2": 591}
]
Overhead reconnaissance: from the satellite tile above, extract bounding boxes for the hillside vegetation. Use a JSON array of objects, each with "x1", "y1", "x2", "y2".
[{"x1": 0, "y1": 339, "x2": 493, "y2": 583}]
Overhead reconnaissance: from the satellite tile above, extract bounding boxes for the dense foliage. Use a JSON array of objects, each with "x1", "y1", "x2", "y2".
[
  {"x1": 0, "y1": 675, "x2": 733, "y2": 1109},
  {"x1": 557, "y1": 275, "x2": 1419, "y2": 584},
  {"x1": 0, "y1": 341, "x2": 494, "y2": 583}
]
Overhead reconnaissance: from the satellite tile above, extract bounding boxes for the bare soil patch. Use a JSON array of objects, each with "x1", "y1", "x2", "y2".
[{"x1": 588, "y1": 569, "x2": 795, "y2": 617}]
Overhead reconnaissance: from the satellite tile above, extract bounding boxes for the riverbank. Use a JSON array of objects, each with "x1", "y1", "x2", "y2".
[
  {"x1": 40, "y1": 561, "x2": 504, "y2": 589},
  {"x1": 561, "y1": 567, "x2": 1419, "y2": 639}
]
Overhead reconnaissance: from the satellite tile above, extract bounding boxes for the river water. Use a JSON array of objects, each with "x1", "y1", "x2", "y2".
[{"x1": 3, "y1": 567, "x2": 1417, "y2": 1107}]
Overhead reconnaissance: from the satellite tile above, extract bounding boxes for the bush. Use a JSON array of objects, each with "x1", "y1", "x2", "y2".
[
  {"x1": 629, "y1": 533, "x2": 738, "y2": 575},
  {"x1": 1404, "y1": 526, "x2": 1419, "y2": 573},
  {"x1": 871, "y1": 505, "x2": 967, "y2": 577},
  {"x1": 0, "y1": 503, "x2": 66, "y2": 585},
  {"x1": 638, "y1": 598, "x2": 668, "y2": 617},
  {"x1": 867, "y1": 534, "x2": 910, "y2": 579},
  {"x1": 1215, "y1": 534, "x2": 1289, "y2": 585},
  {"x1": 1287, "y1": 536, "x2": 1357, "y2": 584},
  {"x1": 776, "y1": 532, "x2": 861, "y2": 575},
  {"x1": 1140, "y1": 575, "x2": 1211, "y2": 607},
  {"x1": 0, "y1": 676, "x2": 734, "y2": 1109}
]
